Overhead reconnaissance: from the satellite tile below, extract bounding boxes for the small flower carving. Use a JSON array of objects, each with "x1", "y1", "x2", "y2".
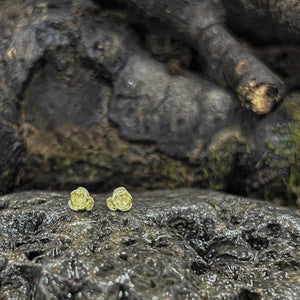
[
  {"x1": 69, "y1": 187, "x2": 94, "y2": 211},
  {"x1": 107, "y1": 187, "x2": 132, "y2": 211}
]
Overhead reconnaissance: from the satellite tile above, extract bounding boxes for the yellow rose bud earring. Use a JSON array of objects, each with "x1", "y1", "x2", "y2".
[
  {"x1": 107, "y1": 187, "x2": 132, "y2": 211},
  {"x1": 69, "y1": 187, "x2": 94, "y2": 211}
]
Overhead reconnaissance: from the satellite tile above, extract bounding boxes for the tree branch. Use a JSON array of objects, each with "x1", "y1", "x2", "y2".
[{"x1": 112, "y1": 0, "x2": 286, "y2": 114}]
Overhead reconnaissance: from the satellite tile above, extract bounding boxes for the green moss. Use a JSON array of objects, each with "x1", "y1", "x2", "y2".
[
  {"x1": 162, "y1": 158, "x2": 185, "y2": 187},
  {"x1": 264, "y1": 96, "x2": 300, "y2": 202},
  {"x1": 19, "y1": 124, "x2": 128, "y2": 189},
  {"x1": 245, "y1": 143, "x2": 251, "y2": 154},
  {"x1": 264, "y1": 185, "x2": 271, "y2": 201},
  {"x1": 195, "y1": 128, "x2": 248, "y2": 191},
  {"x1": 288, "y1": 166, "x2": 299, "y2": 186},
  {"x1": 283, "y1": 100, "x2": 300, "y2": 202},
  {"x1": 283, "y1": 99, "x2": 300, "y2": 153},
  {"x1": 286, "y1": 166, "x2": 300, "y2": 203},
  {"x1": 0, "y1": 169, "x2": 11, "y2": 180},
  {"x1": 266, "y1": 142, "x2": 275, "y2": 151},
  {"x1": 209, "y1": 183, "x2": 224, "y2": 191}
]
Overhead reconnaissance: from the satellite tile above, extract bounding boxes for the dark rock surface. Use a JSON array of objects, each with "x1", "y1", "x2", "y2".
[
  {"x1": 110, "y1": 54, "x2": 237, "y2": 158},
  {"x1": 0, "y1": 188, "x2": 299, "y2": 299}
]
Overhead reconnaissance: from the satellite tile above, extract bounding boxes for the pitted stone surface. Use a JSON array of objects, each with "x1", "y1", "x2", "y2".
[{"x1": 0, "y1": 189, "x2": 299, "y2": 299}]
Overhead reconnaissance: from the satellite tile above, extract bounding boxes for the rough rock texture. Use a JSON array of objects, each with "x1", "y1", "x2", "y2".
[
  {"x1": 0, "y1": 189, "x2": 299, "y2": 299},
  {"x1": 110, "y1": 54, "x2": 237, "y2": 158}
]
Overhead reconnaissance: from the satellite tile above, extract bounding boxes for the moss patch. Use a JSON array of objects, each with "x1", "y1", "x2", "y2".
[
  {"x1": 195, "y1": 127, "x2": 249, "y2": 191},
  {"x1": 264, "y1": 93, "x2": 300, "y2": 203},
  {"x1": 161, "y1": 157, "x2": 188, "y2": 187}
]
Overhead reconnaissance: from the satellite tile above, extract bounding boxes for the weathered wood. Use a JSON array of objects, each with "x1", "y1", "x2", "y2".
[{"x1": 111, "y1": 0, "x2": 286, "y2": 114}]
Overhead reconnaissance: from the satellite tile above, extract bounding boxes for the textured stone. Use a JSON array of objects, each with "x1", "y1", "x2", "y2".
[
  {"x1": 110, "y1": 54, "x2": 237, "y2": 159},
  {"x1": 0, "y1": 189, "x2": 299, "y2": 299}
]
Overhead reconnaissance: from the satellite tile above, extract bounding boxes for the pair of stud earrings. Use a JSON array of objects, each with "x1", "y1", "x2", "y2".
[{"x1": 68, "y1": 186, "x2": 132, "y2": 212}]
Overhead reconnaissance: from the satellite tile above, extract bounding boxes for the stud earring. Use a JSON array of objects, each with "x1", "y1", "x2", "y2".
[
  {"x1": 69, "y1": 187, "x2": 94, "y2": 211},
  {"x1": 107, "y1": 187, "x2": 132, "y2": 211}
]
